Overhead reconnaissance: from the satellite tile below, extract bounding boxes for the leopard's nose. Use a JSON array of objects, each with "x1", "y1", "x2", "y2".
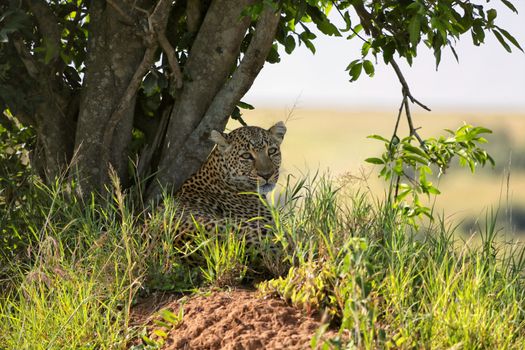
[{"x1": 259, "y1": 170, "x2": 273, "y2": 181}]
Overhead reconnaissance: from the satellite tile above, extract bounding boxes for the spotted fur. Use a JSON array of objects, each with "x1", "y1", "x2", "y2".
[{"x1": 174, "y1": 121, "x2": 286, "y2": 250}]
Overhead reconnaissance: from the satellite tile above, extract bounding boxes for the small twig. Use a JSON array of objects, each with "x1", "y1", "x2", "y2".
[
  {"x1": 387, "y1": 58, "x2": 430, "y2": 150},
  {"x1": 391, "y1": 97, "x2": 404, "y2": 201},
  {"x1": 101, "y1": 0, "x2": 178, "y2": 181},
  {"x1": 403, "y1": 96, "x2": 425, "y2": 147},
  {"x1": 391, "y1": 96, "x2": 405, "y2": 140},
  {"x1": 137, "y1": 105, "x2": 172, "y2": 179},
  {"x1": 394, "y1": 173, "x2": 401, "y2": 200},
  {"x1": 331, "y1": 1, "x2": 368, "y2": 43},
  {"x1": 390, "y1": 59, "x2": 431, "y2": 111},
  {"x1": 150, "y1": 0, "x2": 183, "y2": 88}
]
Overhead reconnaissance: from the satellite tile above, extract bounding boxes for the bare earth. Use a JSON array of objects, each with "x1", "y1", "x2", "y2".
[{"x1": 132, "y1": 289, "x2": 338, "y2": 349}]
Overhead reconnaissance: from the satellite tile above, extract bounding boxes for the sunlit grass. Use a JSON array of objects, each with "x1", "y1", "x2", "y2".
[{"x1": 1, "y1": 172, "x2": 525, "y2": 349}]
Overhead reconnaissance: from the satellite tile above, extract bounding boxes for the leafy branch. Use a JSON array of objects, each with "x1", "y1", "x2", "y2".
[{"x1": 366, "y1": 125, "x2": 494, "y2": 222}]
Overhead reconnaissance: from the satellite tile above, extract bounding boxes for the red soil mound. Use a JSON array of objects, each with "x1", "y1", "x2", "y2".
[{"x1": 132, "y1": 289, "x2": 338, "y2": 349}]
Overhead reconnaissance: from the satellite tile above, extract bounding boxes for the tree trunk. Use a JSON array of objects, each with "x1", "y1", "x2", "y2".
[
  {"x1": 72, "y1": 0, "x2": 148, "y2": 194},
  {"x1": 11, "y1": 35, "x2": 76, "y2": 181},
  {"x1": 150, "y1": 1, "x2": 280, "y2": 198}
]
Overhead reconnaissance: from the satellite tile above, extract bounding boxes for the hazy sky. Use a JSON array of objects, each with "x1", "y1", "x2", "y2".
[{"x1": 245, "y1": 2, "x2": 525, "y2": 111}]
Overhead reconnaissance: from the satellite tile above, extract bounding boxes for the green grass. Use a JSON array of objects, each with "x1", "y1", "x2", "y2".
[{"x1": 1, "y1": 172, "x2": 525, "y2": 349}]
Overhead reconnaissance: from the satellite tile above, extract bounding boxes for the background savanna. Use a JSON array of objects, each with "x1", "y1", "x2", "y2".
[{"x1": 239, "y1": 108, "x2": 525, "y2": 236}]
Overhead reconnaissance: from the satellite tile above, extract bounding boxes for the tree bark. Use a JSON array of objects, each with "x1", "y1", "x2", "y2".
[
  {"x1": 12, "y1": 29, "x2": 76, "y2": 181},
  {"x1": 73, "y1": 0, "x2": 148, "y2": 194},
  {"x1": 150, "y1": 0, "x2": 281, "y2": 198}
]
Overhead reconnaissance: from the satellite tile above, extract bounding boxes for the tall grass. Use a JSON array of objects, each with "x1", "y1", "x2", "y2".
[
  {"x1": 0, "y1": 175, "x2": 193, "y2": 349},
  {"x1": 1, "y1": 172, "x2": 525, "y2": 349},
  {"x1": 262, "y1": 175, "x2": 525, "y2": 349}
]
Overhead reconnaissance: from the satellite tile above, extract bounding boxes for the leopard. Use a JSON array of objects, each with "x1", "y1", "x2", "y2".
[{"x1": 173, "y1": 121, "x2": 287, "y2": 258}]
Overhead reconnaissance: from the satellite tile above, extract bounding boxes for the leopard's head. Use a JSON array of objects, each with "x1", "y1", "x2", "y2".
[{"x1": 210, "y1": 121, "x2": 286, "y2": 194}]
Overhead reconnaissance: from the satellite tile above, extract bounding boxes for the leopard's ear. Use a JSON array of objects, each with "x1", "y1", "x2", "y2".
[
  {"x1": 269, "y1": 121, "x2": 286, "y2": 144},
  {"x1": 210, "y1": 130, "x2": 230, "y2": 152}
]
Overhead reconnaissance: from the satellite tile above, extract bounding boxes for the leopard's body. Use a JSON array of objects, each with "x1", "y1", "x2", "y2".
[{"x1": 174, "y1": 122, "x2": 286, "y2": 249}]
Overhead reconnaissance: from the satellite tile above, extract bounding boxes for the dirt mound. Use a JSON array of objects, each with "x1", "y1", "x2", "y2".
[{"x1": 132, "y1": 289, "x2": 338, "y2": 349}]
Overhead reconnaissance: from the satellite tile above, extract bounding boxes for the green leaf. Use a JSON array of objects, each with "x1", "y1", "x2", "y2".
[
  {"x1": 300, "y1": 30, "x2": 316, "y2": 41},
  {"x1": 153, "y1": 329, "x2": 168, "y2": 339},
  {"x1": 471, "y1": 126, "x2": 492, "y2": 135},
  {"x1": 405, "y1": 154, "x2": 429, "y2": 165},
  {"x1": 349, "y1": 62, "x2": 362, "y2": 82},
  {"x1": 433, "y1": 47, "x2": 442, "y2": 69},
  {"x1": 408, "y1": 15, "x2": 421, "y2": 47},
  {"x1": 500, "y1": 0, "x2": 518, "y2": 13},
  {"x1": 365, "y1": 157, "x2": 384, "y2": 165},
  {"x1": 141, "y1": 335, "x2": 158, "y2": 346},
  {"x1": 450, "y1": 46, "x2": 459, "y2": 63},
  {"x1": 363, "y1": 60, "x2": 374, "y2": 77},
  {"x1": 237, "y1": 101, "x2": 254, "y2": 110},
  {"x1": 367, "y1": 134, "x2": 389, "y2": 142},
  {"x1": 496, "y1": 27, "x2": 524, "y2": 52},
  {"x1": 266, "y1": 43, "x2": 281, "y2": 62},
  {"x1": 361, "y1": 41, "x2": 371, "y2": 56},
  {"x1": 294, "y1": 0, "x2": 307, "y2": 22},
  {"x1": 493, "y1": 30, "x2": 512, "y2": 52},
  {"x1": 303, "y1": 39, "x2": 316, "y2": 54},
  {"x1": 345, "y1": 59, "x2": 360, "y2": 71},
  {"x1": 284, "y1": 35, "x2": 296, "y2": 54},
  {"x1": 43, "y1": 39, "x2": 59, "y2": 64},
  {"x1": 403, "y1": 144, "x2": 429, "y2": 158},
  {"x1": 471, "y1": 22, "x2": 485, "y2": 45},
  {"x1": 347, "y1": 24, "x2": 363, "y2": 40},
  {"x1": 393, "y1": 159, "x2": 403, "y2": 174},
  {"x1": 316, "y1": 20, "x2": 341, "y2": 37},
  {"x1": 427, "y1": 186, "x2": 441, "y2": 195},
  {"x1": 340, "y1": 11, "x2": 352, "y2": 32},
  {"x1": 142, "y1": 72, "x2": 158, "y2": 96},
  {"x1": 487, "y1": 9, "x2": 497, "y2": 23}
]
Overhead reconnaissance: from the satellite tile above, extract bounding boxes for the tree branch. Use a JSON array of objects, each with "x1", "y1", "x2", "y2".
[
  {"x1": 12, "y1": 37, "x2": 41, "y2": 79},
  {"x1": 149, "y1": 0, "x2": 183, "y2": 88},
  {"x1": 392, "y1": 96, "x2": 404, "y2": 140},
  {"x1": 101, "y1": 44, "x2": 157, "y2": 175},
  {"x1": 388, "y1": 58, "x2": 430, "y2": 148},
  {"x1": 335, "y1": 2, "x2": 431, "y2": 148},
  {"x1": 403, "y1": 95, "x2": 425, "y2": 146},
  {"x1": 24, "y1": 0, "x2": 62, "y2": 66},
  {"x1": 389, "y1": 59, "x2": 431, "y2": 111},
  {"x1": 137, "y1": 105, "x2": 172, "y2": 179},
  {"x1": 203, "y1": 4, "x2": 281, "y2": 123},
  {"x1": 100, "y1": 0, "x2": 176, "y2": 177},
  {"x1": 352, "y1": 1, "x2": 374, "y2": 36}
]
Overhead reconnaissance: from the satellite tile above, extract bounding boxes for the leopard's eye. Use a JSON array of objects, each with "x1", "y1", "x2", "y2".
[
  {"x1": 240, "y1": 152, "x2": 253, "y2": 160},
  {"x1": 268, "y1": 147, "x2": 278, "y2": 155}
]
